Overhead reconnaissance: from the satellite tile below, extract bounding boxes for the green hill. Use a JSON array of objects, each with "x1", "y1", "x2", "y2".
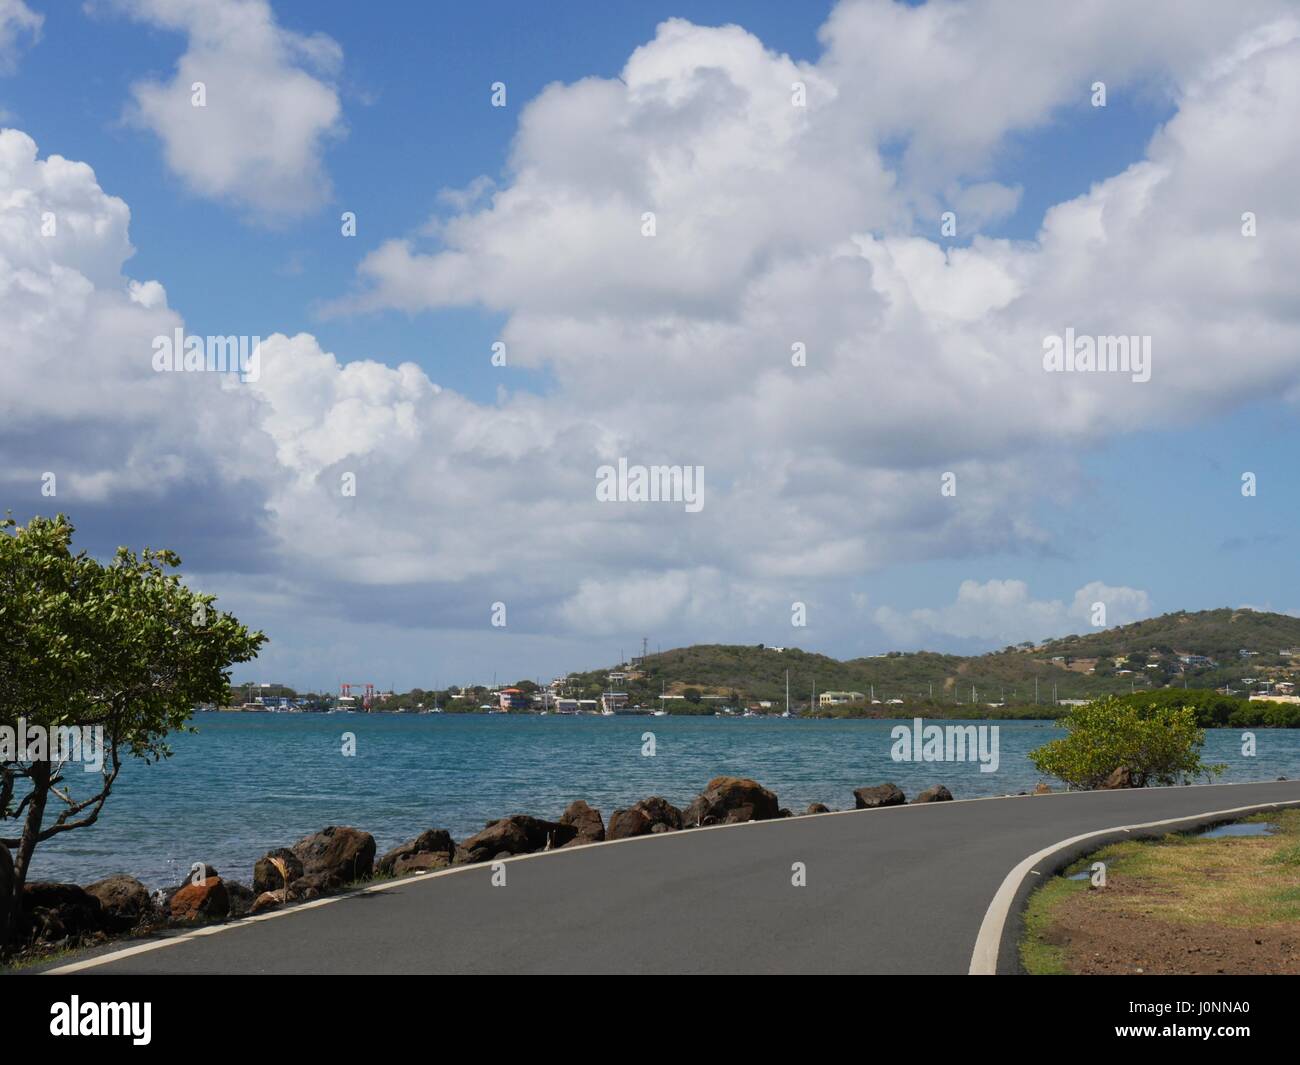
[{"x1": 563, "y1": 608, "x2": 1300, "y2": 711}]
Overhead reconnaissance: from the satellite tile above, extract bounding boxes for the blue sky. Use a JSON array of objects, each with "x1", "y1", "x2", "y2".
[{"x1": 1, "y1": 0, "x2": 1297, "y2": 690}]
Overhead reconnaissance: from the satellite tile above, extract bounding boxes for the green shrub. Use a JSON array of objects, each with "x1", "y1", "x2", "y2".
[{"x1": 1029, "y1": 696, "x2": 1224, "y2": 790}]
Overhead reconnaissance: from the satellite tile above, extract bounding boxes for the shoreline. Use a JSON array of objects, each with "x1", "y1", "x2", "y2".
[{"x1": 9, "y1": 773, "x2": 955, "y2": 961}]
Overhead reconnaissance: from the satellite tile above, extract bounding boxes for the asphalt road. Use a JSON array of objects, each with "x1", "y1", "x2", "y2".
[{"x1": 51, "y1": 780, "x2": 1300, "y2": 975}]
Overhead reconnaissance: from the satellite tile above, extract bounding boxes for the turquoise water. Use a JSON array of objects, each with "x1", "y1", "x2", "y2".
[{"x1": 26, "y1": 714, "x2": 1300, "y2": 890}]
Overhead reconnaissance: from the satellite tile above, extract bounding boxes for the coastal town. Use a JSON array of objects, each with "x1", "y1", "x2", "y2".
[{"x1": 220, "y1": 623, "x2": 1300, "y2": 719}]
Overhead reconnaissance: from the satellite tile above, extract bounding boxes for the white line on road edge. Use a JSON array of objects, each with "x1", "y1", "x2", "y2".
[{"x1": 967, "y1": 799, "x2": 1300, "y2": 975}]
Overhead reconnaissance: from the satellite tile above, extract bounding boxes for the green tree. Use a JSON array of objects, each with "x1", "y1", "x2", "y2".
[
  {"x1": 1029, "y1": 695, "x2": 1224, "y2": 790},
  {"x1": 0, "y1": 515, "x2": 264, "y2": 948}
]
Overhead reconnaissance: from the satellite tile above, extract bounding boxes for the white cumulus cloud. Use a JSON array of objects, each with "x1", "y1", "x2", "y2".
[{"x1": 112, "y1": 0, "x2": 344, "y2": 220}]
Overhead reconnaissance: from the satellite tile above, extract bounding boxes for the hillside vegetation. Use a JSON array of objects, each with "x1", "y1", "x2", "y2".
[{"x1": 563, "y1": 608, "x2": 1300, "y2": 711}]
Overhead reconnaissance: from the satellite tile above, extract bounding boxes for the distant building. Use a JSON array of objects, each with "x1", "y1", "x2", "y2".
[
  {"x1": 1178, "y1": 654, "x2": 1215, "y2": 667},
  {"x1": 532, "y1": 692, "x2": 557, "y2": 710},
  {"x1": 498, "y1": 688, "x2": 530, "y2": 711},
  {"x1": 554, "y1": 698, "x2": 580, "y2": 714},
  {"x1": 601, "y1": 692, "x2": 628, "y2": 713},
  {"x1": 1250, "y1": 693, "x2": 1300, "y2": 704},
  {"x1": 819, "y1": 690, "x2": 865, "y2": 707}
]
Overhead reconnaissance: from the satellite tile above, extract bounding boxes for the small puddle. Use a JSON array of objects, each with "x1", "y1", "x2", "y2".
[
  {"x1": 1199, "y1": 821, "x2": 1277, "y2": 839},
  {"x1": 1064, "y1": 820, "x2": 1279, "y2": 878}
]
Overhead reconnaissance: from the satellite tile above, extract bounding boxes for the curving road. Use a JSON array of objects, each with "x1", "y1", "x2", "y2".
[{"x1": 46, "y1": 780, "x2": 1300, "y2": 975}]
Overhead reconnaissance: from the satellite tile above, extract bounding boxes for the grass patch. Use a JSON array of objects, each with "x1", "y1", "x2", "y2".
[
  {"x1": 1020, "y1": 876, "x2": 1086, "y2": 975},
  {"x1": 1021, "y1": 807, "x2": 1300, "y2": 974}
]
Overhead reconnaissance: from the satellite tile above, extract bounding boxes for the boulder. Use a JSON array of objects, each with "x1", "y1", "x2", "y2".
[
  {"x1": 253, "y1": 848, "x2": 303, "y2": 894},
  {"x1": 180, "y1": 863, "x2": 219, "y2": 886},
  {"x1": 169, "y1": 876, "x2": 229, "y2": 921},
  {"x1": 806, "y1": 803, "x2": 831, "y2": 815},
  {"x1": 21, "y1": 882, "x2": 104, "y2": 944},
  {"x1": 224, "y1": 879, "x2": 255, "y2": 917},
  {"x1": 683, "y1": 776, "x2": 781, "y2": 827},
  {"x1": 291, "y1": 826, "x2": 376, "y2": 887},
  {"x1": 249, "y1": 891, "x2": 284, "y2": 916},
  {"x1": 853, "y1": 783, "x2": 906, "y2": 809},
  {"x1": 606, "y1": 797, "x2": 684, "y2": 839},
  {"x1": 83, "y1": 874, "x2": 153, "y2": 932},
  {"x1": 913, "y1": 785, "x2": 953, "y2": 804},
  {"x1": 1033, "y1": 783, "x2": 1053, "y2": 795},
  {"x1": 286, "y1": 873, "x2": 332, "y2": 902},
  {"x1": 377, "y1": 829, "x2": 456, "y2": 875},
  {"x1": 454, "y1": 816, "x2": 575, "y2": 864},
  {"x1": 559, "y1": 800, "x2": 605, "y2": 846},
  {"x1": 1102, "y1": 766, "x2": 1135, "y2": 790}
]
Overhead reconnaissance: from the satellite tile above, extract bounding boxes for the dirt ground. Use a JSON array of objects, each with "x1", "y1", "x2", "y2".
[{"x1": 1022, "y1": 809, "x2": 1300, "y2": 975}]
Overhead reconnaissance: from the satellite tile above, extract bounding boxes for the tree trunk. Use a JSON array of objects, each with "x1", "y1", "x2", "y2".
[
  {"x1": 3, "y1": 761, "x2": 50, "y2": 949},
  {"x1": 0, "y1": 840, "x2": 14, "y2": 952}
]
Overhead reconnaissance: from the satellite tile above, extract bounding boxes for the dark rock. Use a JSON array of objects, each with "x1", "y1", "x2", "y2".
[
  {"x1": 224, "y1": 879, "x2": 255, "y2": 917},
  {"x1": 683, "y1": 777, "x2": 780, "y2": 827},
  {"x1": 170, "y1": 877, "x2": 229, "y2": 921},
  {"x1": 285, "y1": 873, "x2": 332, "y2": 902},
  {"x1": 21, "y1": 882, "x2": 104, "y2": 944},
  {"x1": 606, "y1": 797, "x2": 684, "y2": 840},
  {"x1": 1102, "y1": 766, "x2": 1135, "y2": 789},
  {"x1": 291, "y1": 826, "x2": 376, "y2": 887},
  {"x1": 559, "y1": 800, "x2": 605, "y2": 846},
  {"x1": 913, "y1": 784, "x2": 953, "y2": 804},
  {"x1": 454, "y1": 816, "x2": 575, "y2": 864},
  {"x1": 378, "y1": 829, "x2": 456, "y2": 875},
  {"x1": 778, "y1": 808, "x2": 793, "y2": 818},
  {"x1": 253, "y1": 848, "x2": 304, "y2": 894},
  {"x1": 853, "y1": 783, "x2": 906, "y2": 809},
  {"x1": 806, "y1": 803, "x2": 831, "y2": 815},
  {"x1": 83, "y1": 874, "x2": 152, "y2": 932}
]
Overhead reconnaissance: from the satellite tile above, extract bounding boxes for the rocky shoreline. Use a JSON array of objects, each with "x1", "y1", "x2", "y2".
[{"x1": 5, "y1": 775, "x2": 963, "y2": 959}]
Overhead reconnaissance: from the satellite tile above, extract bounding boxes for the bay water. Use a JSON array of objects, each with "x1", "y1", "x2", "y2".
[{"x1": 27, "y1": 713, "x2": 1299, "y2": 889}]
